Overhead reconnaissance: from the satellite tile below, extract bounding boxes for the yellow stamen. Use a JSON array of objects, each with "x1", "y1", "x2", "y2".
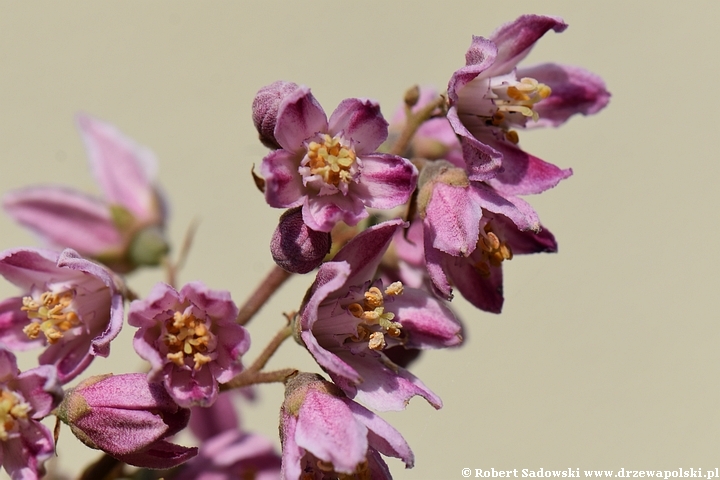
[
  {"x1": 304, "y1": 134, "x2": 357, "y2": 187},
  {"x1": 21, "y1": 290, "x2": 80, "y2": 344},
  {"x1": 474, "y1": 222, "x2": 513, "y2": 276},
  {"x1": 164, "y1": 311, "x2": 216, "y2": 370},
  {"x1": 492, "y1": 76, "x2": 551, "y2": 124},
  {"x1": 0, "y1": 389, "x2": 31, "y2": 441},
  {"x1": 346, "y1": 283, "x2": 404, "y2": 350}
]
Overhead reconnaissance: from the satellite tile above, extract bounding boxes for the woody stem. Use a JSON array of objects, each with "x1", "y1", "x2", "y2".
[
  {"x1": 236, "y1": 265, "x2": 293, "y2": 326},
  {"x1": 388, "y1": 94, "x2": 446, "y2": 157}
]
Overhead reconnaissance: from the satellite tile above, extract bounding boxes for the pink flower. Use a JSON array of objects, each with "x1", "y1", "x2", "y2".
[
  {"x1": 447, "y1": 15, "x2": 609, "y2": 194},
  {"x1": 177, "y1": 392, "x2": 281, "y2": 480},
  {"x1": 280, "y1": 373, "x2": 413, "y2": 480},
  {"x1": 3, "y1": 114, "x2": 169, "y2": 273},
  {"x1": 55, "y1": 373, "x2": 197, "y2": 469},
  {"x1": 298, "y1": 220, "x2": 462, "y2": 411},
  {"x1": 0, "y1": 248, "x2": 124, "y2": 383},
  {"x1": 422, "y1": 211, "x2": 557, "y2": 313},
  {"x1": 254, "y1": 83, "x2": 418, "y2": 232},
  {"x1": 0, "y1": 348, "x2": 62, "y2": 480},
  {"x1": 128, "y1": 281, "x2": 250, "y2": 408}
]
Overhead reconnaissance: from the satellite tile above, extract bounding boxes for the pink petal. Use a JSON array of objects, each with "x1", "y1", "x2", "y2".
[
  {"x1": 76, "y1": 114, "x2": 158, "y2": 222},
  {"x1": 0, "y1": 297, "x2": 42, "y2": 351},
  {"x1": 487, "y1": 15, "x2": 568, "y2": 77},
  {"x1": 331, "y1": 351, "x2": 442, "y2": 411},
  {"x1": 294, "y1": 389, "x2": 368, "y2": 474},
  {"x1": 189, "y1": 391, "x2": 239, "y2": 441},
  {"x1": 424, "y1": 182, "x2": 481, "y2": 257},
  {"x1": 328, "y1": 98, "x2": 388, "y2": 154},
  {"x1": 423, "y1": 225, "x2": 454, "y2": 301},
  {"x1": 274, "y1": 86, "x2": 328, "y2": 152},
  {"x1": 391, "y1": 288, "x2": 463, "y2": 348},
  {"x1": 450, "y1": 255, "x2": 504, "y2": 313},
  {"x1": 115, "y1": 440, "x2": 198, "y2": 469},
  {"x1": 519, "y1": 63, "x2": 611, "y2": 128},
  {"x1": 331, "y1": 219, "x2": 404, "y2": 288},
  {"x1": 469, "y1": 184, "x2": 540, "y2": 232},
  {"x1": 447, "y1": 36, "x2": 498, "y2": 104},
  {"x1": 447, "y1": 107, "x2": 502, "y2": 181},
  {"x1": 353, "y1": 153, "x2": 417, "y2": 210},
  {"x1": 3, "y1": 186, "x2": 122, "y2": 255},
  {"x1": 481, "y1": 136, "x2": 572, "y2": 196},
  {"x1": 344, "y1": 399, "x2": 414, "y2": 468},
  {"x1": 280, "y1": 413, "x2": 303, "y2": 480},
  {"x1": 260, "y1": 149, "x2": 306, "y2": 209},
  {"x1": 301, "y1": 193, "x2": 366, "y2": 233}
]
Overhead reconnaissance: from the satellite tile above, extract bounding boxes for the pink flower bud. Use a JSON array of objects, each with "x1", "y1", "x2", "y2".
[
  {"x1": 56, "y1": 373, "x2": 197, "y2": 469},
  {"x1": 252, "y1": 80, "x2": 300, "y2": 149},
  {"x1": 271, "y1": 207, "x2": 330, "y2": 274}
]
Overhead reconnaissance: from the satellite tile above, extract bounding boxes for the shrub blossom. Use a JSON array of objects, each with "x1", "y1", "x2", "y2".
[
  {"x1": 0, "y1": 13, "x2": 609, "y2": 479},
  {"x1": 3, "y1": 114, "x2": 169, "y2": 273},
  {"x1": 297, "y1": 219, "x2": 462, "y2": 411},
  {"x1": 0, "y1": 248, "x2": 124, "y2": 383},
  {"x1": 280, "y1": 372, "x2": 413, "y2": 479},
  {"x1": 254, "y1": 83, "x2": 418, "y2": 232},
  {"x1": 0, "y1": 348, "x2": 62, "y2": 480},
  {"x1": 129, "y1": 281, "x2": 250, "y2": 408},
  {"x1": 56, "y1": 373, "x2": 197, "y2": 469},
  {"x1": 447, "y1": 14, "x2": 609, "y2": 196}
]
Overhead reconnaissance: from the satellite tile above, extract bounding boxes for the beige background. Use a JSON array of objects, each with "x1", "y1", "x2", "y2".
[{"x1": 1, "y1": 1, "x2": 718, "y2": 478}]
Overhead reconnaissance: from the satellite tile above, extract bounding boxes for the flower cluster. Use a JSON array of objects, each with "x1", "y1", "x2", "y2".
[{"x1": 0, "y1": 13, "x2": 606, "y2": 479}]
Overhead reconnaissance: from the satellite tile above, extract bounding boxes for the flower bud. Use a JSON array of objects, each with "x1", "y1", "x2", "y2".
[
  {"x1": 56, "y1": 373, "x2": 197, "y2": 469},
  {"x1": 271, "y1": 207, "x2": 330, "y2": 274},
  {"x1": 128, "y1": 225, "x2": 170, "y2": 267},
  {"x1": 252, "y1": 80, "x2": 299, "y2": 149}
]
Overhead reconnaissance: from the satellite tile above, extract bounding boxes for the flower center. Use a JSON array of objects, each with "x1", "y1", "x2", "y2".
[
  {"x1": 21, "y1": 290, "x2": 80, "y2": 344},
  {"x1": 347, "y1": 282, "x2": 404, "y2": 351},
  {"x1": 300, "y1": 134, "x2": 358, "y2": 193},
  {"x1": 0, "y1": 388, "x2": 31, "y2": 441},
  {"x1": 490, "y1": 76, "x2": 551, "y2": 124},
  {"x1": 164, "y1": 311, "x2": 215, "y2": 370},
  {"x1": 473, "y1": 222, "x2": 513, "y2": 277}
]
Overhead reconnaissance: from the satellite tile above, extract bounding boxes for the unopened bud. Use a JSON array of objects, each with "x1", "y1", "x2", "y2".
[
  {"x1": 271, "y1": 207, "x2": 330, "y2": 274},
  {"x1": 404, "y1": 85, "x2": 421, "y2": 108},
  {"x1": 252, "y1": 81, "x2": 300, "y2": 149}
]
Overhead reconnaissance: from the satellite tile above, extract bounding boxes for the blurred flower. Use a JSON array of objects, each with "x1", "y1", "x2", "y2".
[
  {"x1": 0, "y1": 348, "x2": 62, "y2": 480},
  {"x1": 280, "y1": 372, "x2": 413, "y2": 479},
  {"x1": 0, "y1": 248, "x2": 124, "y2": 383},
  {"x1": 55, "y1": 373, "x2": 197, "y2": 469},
  {"x1": 298, "y1": 220, "x2": 462, "y2": 411},
  {"x1": 254, "y1": 83, "x2": 417, "y2": 232},
  {"x1": 3, "y1": 114, "x2": 169, "y2": 273},
  {"x1": 129, "y1": 281, "x2": 250, "y2": 408},
  {"x1": 176, "y1": 392, "x2": 281, "y2": 480}
]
